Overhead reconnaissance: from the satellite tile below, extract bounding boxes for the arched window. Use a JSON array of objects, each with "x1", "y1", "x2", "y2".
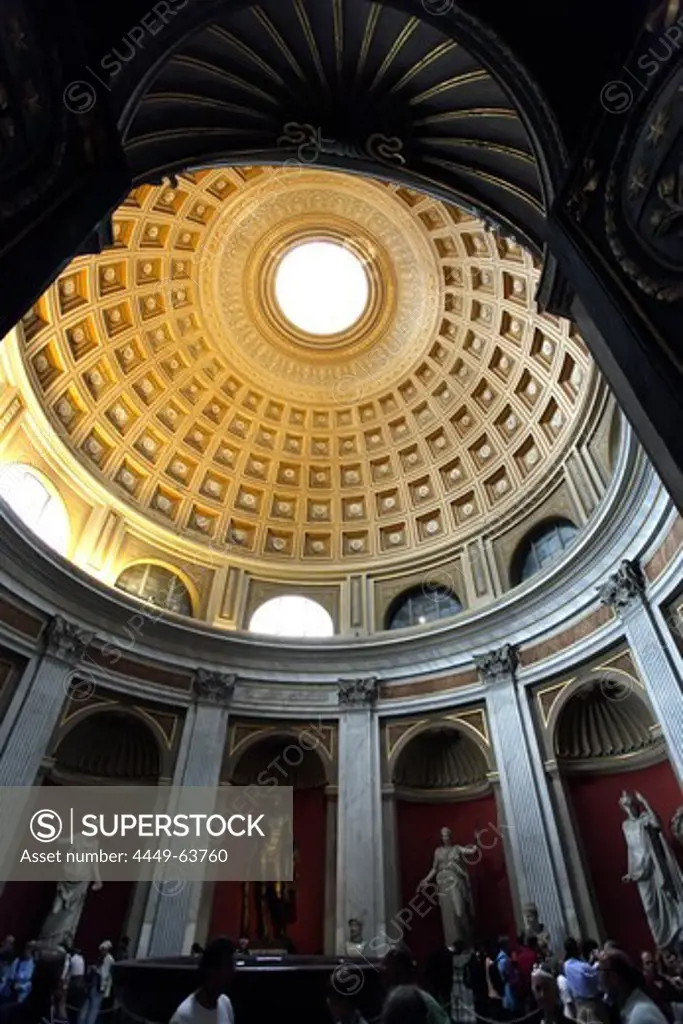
[
  {"x1": 0, "y1": 463, "x2": 70, "y2": 555},
  {"x1": 115, "y1": 563, "x2": 193, "y2": 616},
  {"x1": 249, "y1": 595, "x2": 334, "y2": 638},
  {"x1": 386, "y1": 585, "x2": 462, "y2": 631},
  {"x1": 513, "y1": 518, "x2": 578, "y2": 584}
]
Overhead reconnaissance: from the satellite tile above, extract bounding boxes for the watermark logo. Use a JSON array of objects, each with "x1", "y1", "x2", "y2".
[
  {"x1": 331, "y1": 962, "x2": 365, "y2": 996},
  {"x1": 600, "y1": 81, "x2": 634, "y2": 115},
  {"x1": 30, "y1": 810, "x2": 63, "y2": 843}
]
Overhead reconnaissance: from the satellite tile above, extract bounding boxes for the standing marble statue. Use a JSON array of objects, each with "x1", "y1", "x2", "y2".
[
  {"x1": 39, "y1": 833, "x2": 103, "y2": 948},
  {"x1": 417, "y1": 827, "x2": 478, "y2": 948},
  {"x1": 620, "y1": 791, "x2": 683, "y2": 949}
]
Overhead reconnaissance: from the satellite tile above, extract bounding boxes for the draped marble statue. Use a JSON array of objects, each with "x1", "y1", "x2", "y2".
[
  {"x1": 417, "y1": 827, "x2": 478, "y2": 948},
  {"x1": 620, "y1": 791, "x2": 683, "y2": 949},
  {"x1": 39, "y1": 833, "x2": 103, "y2": 948}
]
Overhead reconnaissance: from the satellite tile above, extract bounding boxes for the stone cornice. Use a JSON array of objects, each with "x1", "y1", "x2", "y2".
[{"x1": 0, "y1": 429, "x2": 673, "y2": 711}]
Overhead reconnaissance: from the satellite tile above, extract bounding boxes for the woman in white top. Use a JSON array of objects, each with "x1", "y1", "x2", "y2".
[{"x1": 170, "y1": 938, "x2": 236, "y2": 1024}]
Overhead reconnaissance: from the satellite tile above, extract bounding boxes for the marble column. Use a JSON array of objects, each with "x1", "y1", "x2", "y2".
[
  {"x1": 140, "y1": 671, "x2": 234, "y2": 958},
  {"x1": 0, "y1": 616, "x2": 94, "y2": 786},
  {"x1": 478, "y1": 645, "x2": 579, "y2": 949},
  {"x1": 335, "y1": 678, "x2": 385, "y2": 955},
  {"x1": 599, "y1": 559, "x2": 683, "y2": 782}
]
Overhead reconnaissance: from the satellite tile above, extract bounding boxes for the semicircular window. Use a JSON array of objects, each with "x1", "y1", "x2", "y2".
[
  {"x1": 115, "y1": 563, "x2": 193, "y2": 616},
  {"x1": 0, "y1": 463, "x2": 70, "y2": 555},
  {"x1": 249, "y1": 595, "x2": 334, "y2": 638},
  {"x1": 386, "y1": 585, "x2": 462, "y2": 630},
  {"x1": 513, "y1": 518, "x2": 578, "y2": 584}
]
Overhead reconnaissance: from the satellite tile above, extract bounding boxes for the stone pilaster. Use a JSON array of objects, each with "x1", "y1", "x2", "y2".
[
  {"x1": 598, "y1": 559, "x2": 683, "y2": 782},
  {"x1": 478, "y1": 645, "x2": 579, "y2": 949},
  {"x1": 140, "y1": 671, "x2": 235, "y2": 958},
  {"x1": 0, "y1": 616, "x2": 94, "y2": 786},
  {"x1": 335, "y1": 677, "x2": 385, "y2": 954},
  {"x1": 545, "y1": 763, "x2": 602, "y2": 939}
]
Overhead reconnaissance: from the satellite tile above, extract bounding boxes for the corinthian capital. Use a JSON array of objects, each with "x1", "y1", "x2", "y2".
[
  {"x1": 45, "y1": 616, "x2": 94, "y2": 662},
  {"x1": 598, "y1": 559, "x2": 645, "y2": 613},
  {"x1": 474, "y1": 643, "x2": 519, "y2": 684},
  {"x1": 192, "y1": 669, "x2": 236, "y2": 705},
  {"x1": 338, "y1": 677, "x2": 378, "y2": 708}
]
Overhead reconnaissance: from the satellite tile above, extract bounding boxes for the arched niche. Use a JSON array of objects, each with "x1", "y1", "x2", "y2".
[
  {"x1": 551, "y1": 680, "x2": 681, "y2": 952},
  {"x1": 50, "y1": 710, "x2": 162, "y2": 784},
  {"x1": 0, "y1": 710, "x2": 162, "y2": 957},
  {"x1": 390, "y1": 724, "x2": 514, "y2": 958},
  {"x1": 211, "y1": 730, "x2": 330, "y2": 955}
]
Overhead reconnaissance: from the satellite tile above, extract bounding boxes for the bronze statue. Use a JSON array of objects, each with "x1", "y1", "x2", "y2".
[{"x1": 241, "y1": 819, "x2": 299, "y2": 947}]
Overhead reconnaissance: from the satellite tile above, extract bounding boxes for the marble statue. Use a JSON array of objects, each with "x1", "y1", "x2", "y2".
[
  {"x1": 522, "y1": 903, "x2": 551, "y2": 954},
  {"x1": 39, "y1": 833, "x2": 102, "y2": 948},
  {"x1": 417, "y1": 827, "x2": 478, "y2": 948},
  {"x1": 620, "y1": 791, "x2": 683, "y2": 949},
  {"x1": 345, "y1": 918, "x2": 365, "y2": 957}
]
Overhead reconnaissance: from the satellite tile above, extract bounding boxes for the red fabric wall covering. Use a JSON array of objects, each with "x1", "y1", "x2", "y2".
[
  {"x1": 0, "y1": 881, "x2": 133, "y2": 960},
  {"x1": 396, "y1": 795, "x2": 516, "y2": 963},
  {"x1": 0, "y1": 881, "x2": 55, "y2": 948},
  {"x1": 566, "y1": 759, "x2": 682, "y2": 955},
  {"x1": 210, "y1": 787, "x2": 326, "y2": 954},
  {"x1": 74, "y1": 882, "x2": 134, "y2": 959}
]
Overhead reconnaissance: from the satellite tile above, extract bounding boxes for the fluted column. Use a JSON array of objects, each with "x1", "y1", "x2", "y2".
[
  {"x1": 335, "y1": 678, "x2": 385, "y2": 955},
  {"x1": 599, "y1": 559, "x2": 683, "y2": 782},
  {"x1": 0, "y1": 616, "x2": 94, "y2": 786},
  {"x1": 140, "y1": 671, "x2": 234, "y2": 958},
  {"x1": 478, "y1": 645, "x2": 579, "y2": 949}
]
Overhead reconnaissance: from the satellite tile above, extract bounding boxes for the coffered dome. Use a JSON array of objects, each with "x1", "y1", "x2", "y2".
[{"x1": 14, "y1": 166, "x2": 597, "y2": 575}]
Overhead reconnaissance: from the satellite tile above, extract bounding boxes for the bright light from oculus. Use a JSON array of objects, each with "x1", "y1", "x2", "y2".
[{"x1": 275, "y1": 241, "x2": 369, "y2": 336}]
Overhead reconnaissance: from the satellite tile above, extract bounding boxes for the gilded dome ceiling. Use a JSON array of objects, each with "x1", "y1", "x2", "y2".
[{"x1": 15, "y1": 166, "x2": 596, "y2": 572}]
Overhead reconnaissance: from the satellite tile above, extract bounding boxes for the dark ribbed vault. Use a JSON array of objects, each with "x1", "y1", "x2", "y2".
[{"x1": 119, "y1": 0, "x2": 564, "y2": 255}]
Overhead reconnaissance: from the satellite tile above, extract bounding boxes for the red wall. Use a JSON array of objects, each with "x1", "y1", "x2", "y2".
[
  {"x1": 396, "y1": 795, "x2": 515, "y2": 961},
  {"x1": 210, "y1": 787, "x2": 326, "y2": 953},
  {"x1": 0, "y1": 880, "x2": 133, "y2": 959},
  {"x1": 567, "y1": 759, "x2": 682, "y2": 954}
]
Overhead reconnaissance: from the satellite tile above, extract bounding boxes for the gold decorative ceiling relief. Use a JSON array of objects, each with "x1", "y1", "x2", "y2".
[{"x1": 16, "y1": 166, "x2": 594, "y2": 572}]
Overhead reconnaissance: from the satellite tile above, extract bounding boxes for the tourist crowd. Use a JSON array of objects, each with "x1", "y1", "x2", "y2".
[
  {"x1": 0, "y1": 930, "x2": 681, "y2": 1024},
  {"x1": 0, "y1": 934, "x2": 127, "y2": 1024},
  {"x1": 165, "y1": 933, "x2": 683, "y2": 1024}
]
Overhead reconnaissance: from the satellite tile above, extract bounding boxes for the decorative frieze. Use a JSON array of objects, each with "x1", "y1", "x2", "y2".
[
  {"x1": 338, "y1": 677, "x2": 378, "y2": 708},
  {"x1": 474, "y1": 643, "x2": 519, "y2": 684},
  {"x1": 598, "y1": 558, "x2": 645, "y2": 613},
  {"x1": 45, "y1": 615, "x2": 94, "y2": 662},
  {"x1": 192, "y1": 669, "x2": 236, "y2": 705}
]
